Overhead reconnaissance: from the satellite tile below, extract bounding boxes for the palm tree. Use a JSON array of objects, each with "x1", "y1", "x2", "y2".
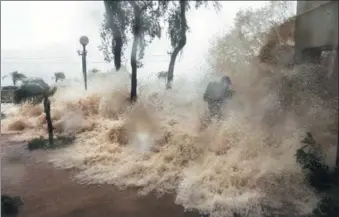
[
  {"x1": 14, "y1": 78, "x2": 57, "y2": 145},
  {"x1": 2, "y1": 71, "x2": 27, "y2": 87},
  {"x1": 10, "y1": 71, "x2": 26, "y2": 87},
  {"x1": 54, "y1": 72, "x2": 66, "y2": 83}
]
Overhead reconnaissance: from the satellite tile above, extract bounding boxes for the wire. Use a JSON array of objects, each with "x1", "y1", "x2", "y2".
[
  {"x1": 1, "y1": 53, "x2": 168, "y2": 60},
  {"x1": 1, "y1": 57, "x2": 74, "y2": 60},
  {"x1": 1, "y1": 54, "x2": 168, "y2": 60},
  {"x1": 1, "y1": 59, "x2": 169, "y2": 63}
]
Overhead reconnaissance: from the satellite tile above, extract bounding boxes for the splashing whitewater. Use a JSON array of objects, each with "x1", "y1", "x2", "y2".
[{"x1": 1, "y1": 3, "x2": 338, "y2": 217}]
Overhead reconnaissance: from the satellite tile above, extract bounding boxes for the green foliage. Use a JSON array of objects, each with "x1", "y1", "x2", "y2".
[
  {"x1": 163, "y1": 1, "x2": 220, "y2": 88},
  {"x1": 28, "y1": 137, "x2": 48, "y2": 150},
  {"x1": 207, "y1": 1, "x2": 295, "y2": 73},
  {"x1": 99, "y1": 1, "x2": 132, "y2": 65},
  {"x1": 100, "y1": 1, "x2": 165, "y2": 69},
  {"x1": 13, "y1": 78, "x2": 57, "y2": 104},
  {"x1": 54, "y1": 72, "x2": 65, "y2": 82},
  {"x1": 313, "y1": 194, "x2": 339, "y2": 217},
  {"x1": 166, "y1": 1, "x2": 219, "y2": 52},
  {"x1": 14, "y1": 78, "x2": 57, "y2": 145},
  {"x1": 4, "y1": 71, "x2": 27, "y2": 87},
  {"x1": 100, "y1": 0, "x2": 220, "y2": 87},
  {"x1": 100, "y1": 1, "x2": 219, "y2": 69},
  {"x1": 296, "y1": 132, "x2": 335, "y2": 191},
  {"x1": 296, "y1": 132, "x2": 339, "y2": 217},
  {"x1": 27, "y1": 136, "x2": 75, "y2": 151}
]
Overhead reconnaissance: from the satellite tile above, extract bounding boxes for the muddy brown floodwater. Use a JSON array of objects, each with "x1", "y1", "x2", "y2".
[{"x1": 1, "y1": 134, "x2": 204, "y2": 217}]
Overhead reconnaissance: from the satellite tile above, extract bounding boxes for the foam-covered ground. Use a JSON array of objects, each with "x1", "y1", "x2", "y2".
[{"x1": 2, "y1": 63, "x2": 337, "y2": 217}]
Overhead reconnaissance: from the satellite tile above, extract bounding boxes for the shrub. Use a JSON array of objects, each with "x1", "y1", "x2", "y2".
[
  {"x1": 296, "y1": 132, "x2": 338, "y2": 217},
  {"x1": 27, "y1": 136, "x2": 75, "y2": 151},
  {"x1": 27, "y1": 137, "x2": 49, "y2": 150},
  {"x1": 1, "y1": 195, "x2": 23, "y2": 215}
]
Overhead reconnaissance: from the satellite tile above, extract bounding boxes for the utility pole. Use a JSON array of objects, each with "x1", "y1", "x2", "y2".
[
  {"x1": 78, "y1": 36, "x2": 89, "y2": 90},
  {"x1": 334, "y1": 50, "x2": 339, "y2": 184}
]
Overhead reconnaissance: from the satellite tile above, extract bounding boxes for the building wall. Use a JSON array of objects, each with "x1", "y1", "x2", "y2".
[
  {"x1": 297, "y1": 1, "x2": 330, "y2": 14},
  {"x1": 295, "y1": 0, "x2": 338, "y2": 61},
  {"x1": 294, "y1": 1, "x2": 338, "y2": 103},
  {"x1": 1, "y1": 89, "x2": 15, "y2": 103}
]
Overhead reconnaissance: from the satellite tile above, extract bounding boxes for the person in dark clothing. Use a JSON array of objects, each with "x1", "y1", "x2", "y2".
[{"x1": 203, "y1": 76, "x2": 234, "y2": 119}]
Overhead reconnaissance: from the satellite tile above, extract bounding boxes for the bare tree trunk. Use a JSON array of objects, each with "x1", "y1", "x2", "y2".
[
  {"x1": 130, "y1": 39, "x2": 138, "y2": 102},
  {"x1": 43, "y1": 96, "x2": 54, "y2": 145},
  {"x1": 166, "y1": 44, "x2": 185, "y2": 89},
  {"x1": 166, "y1": 0, "x2": 187, "y2": 89},
  {"x1": 113, "y1": 37, "x2": 123, "y2": 71},
  {"x1": 129, "y1": 1, "x2": 141, "y2": 102}
]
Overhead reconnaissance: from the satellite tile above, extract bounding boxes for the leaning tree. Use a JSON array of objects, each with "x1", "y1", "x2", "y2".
[
  {"x1": 164, "y1": 0, "x2": 220, "y2": 89},
  {"x1": 14, "y1": 78, "x2": 57, "y2": 145}
]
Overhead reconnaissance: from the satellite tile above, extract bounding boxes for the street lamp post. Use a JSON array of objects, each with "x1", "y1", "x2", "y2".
[{"x1": 78, "y1": 36, "x2": 89, "y2": 90}]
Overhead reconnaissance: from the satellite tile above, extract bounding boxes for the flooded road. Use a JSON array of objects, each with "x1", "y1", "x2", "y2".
[{"x1": 1, "y1": 134, "x2": 203, "y2": 217}]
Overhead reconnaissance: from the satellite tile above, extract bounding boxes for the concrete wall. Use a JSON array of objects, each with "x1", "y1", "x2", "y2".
[
  {"x1": 295, "y1": 1, "x2": 338, "y2": 62},
  {"x1": 1, "y1": 89, "x2": 15, "y2": 103},
  {"x1": 297, "y1": 1, "x2": 330, "y2": 14}
]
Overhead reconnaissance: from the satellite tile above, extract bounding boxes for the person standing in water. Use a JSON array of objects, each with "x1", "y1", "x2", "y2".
[{"x1": 203, "y1": 76, "x2": 234, "y2": 119}]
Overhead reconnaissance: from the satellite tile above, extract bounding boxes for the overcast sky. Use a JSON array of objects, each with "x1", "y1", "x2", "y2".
[{"x1": 1, "y1": 1, "x2": 266, "y2": 86}]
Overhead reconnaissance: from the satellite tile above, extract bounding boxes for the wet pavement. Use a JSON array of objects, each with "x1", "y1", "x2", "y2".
[{"x1": 1, "y1": 134, "x2": 203, "y2": 217}]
